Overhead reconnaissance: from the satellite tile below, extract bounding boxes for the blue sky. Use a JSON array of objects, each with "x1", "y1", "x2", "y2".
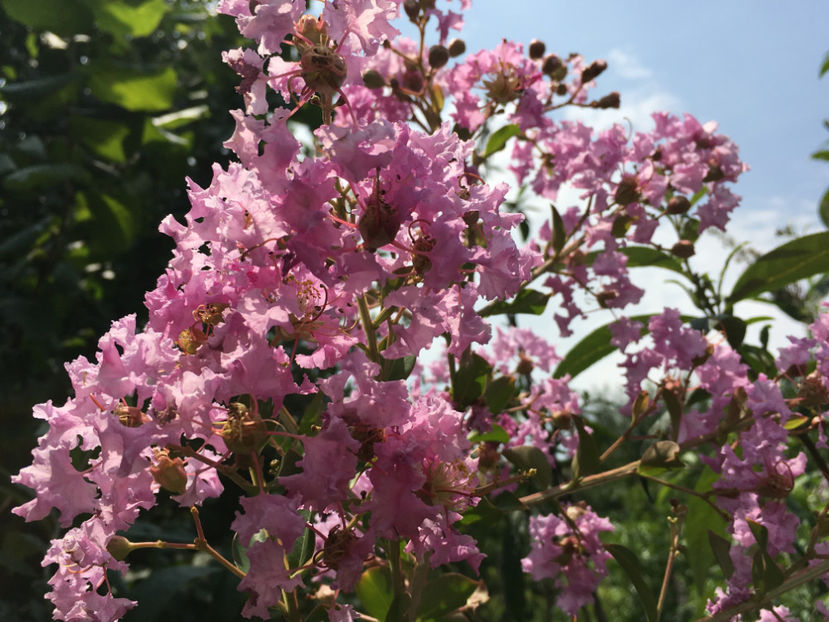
[{"x1": 461, "y1": 0, "x2": 829, "y2": 231}]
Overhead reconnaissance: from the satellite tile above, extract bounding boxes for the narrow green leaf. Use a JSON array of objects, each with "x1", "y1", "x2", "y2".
[
  {"x1": 0, "y1": 74, "x2": 79, "y2": 101},
  {"x1": 728, "y1": 232, "x2": 829, "y2": 303},
  {"x1": 606, "y1": 544, "x2": 658, "y2": 622},
  {"x1": 812, "y1": 149, "x2": 829, "y2": 162},
  {"x1": 479, "y1": 288, "x2": 549, "y2": 317},
  {"x1": 417, "y1": 573, "x2": 479, "y2": 620},
  {"x1": 3, "y1": 164, "x2": 89, "y2": 192},
  {"x1": 571, "y1": 417, "x2": 600, "y2": 479},
  {"x1": 377, "y1": 354, "x2": 416, "y2": 381},
  {"x1": 622, "y1": 246, "x2": 685, "y2": 274},
  {"x1": 783, "y1": 414, "x2": 810, "y2": 430},
  {"x1": 356, "y1": 566, "x2": 394, "y2": 620},
  {"x1": 707, "y1": 530, "x2": 733, "y2": 579},
  {"x1": 821, "y1": 51, "x2": 829, "y2": 77},
  {"x1": 484, "y1": 376, "x2": 515, "y2": 414},
  {"x1": 551, "y1": 203, "x2": 566, "y2": 254},
  {"x1": 503, "y1": 446, "x2": 552, "y2": 489},
  {"x1": 554, "y1": 314, "x2": 650, "y2": 379},
  {"x1": 483, "y1": 123, "x2": 520, "y2": 158},
  {"x1": 88, "y1": 65, "x2": 178, "y2": 112}
]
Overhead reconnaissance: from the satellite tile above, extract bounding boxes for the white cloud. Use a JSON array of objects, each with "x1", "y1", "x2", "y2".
[{"x1": 607, "y1": 48, "x2": 652, "y2": 80}]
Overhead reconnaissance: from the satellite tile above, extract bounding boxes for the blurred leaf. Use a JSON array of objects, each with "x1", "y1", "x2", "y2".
[
  {"x1": 468, "y1": 423, "x2": 509, "y2": 444},
  {"x1": 0, "y1": 153, "x2": 16, "y2": 175},
  {"x1": 638, "y1": 440, "x2": 684, "y2": 476},
  {"x1": 819, "y1": 188, "x2": 829, "y2": 229},
  {"x1": 554, "y1": 314, "x2": 650, "y2": 379},
  {"x1": 821, "y1": 51, "x2": 829, "y2": 77},
  {"x1": 356, "y1": 566, "x2": 394, "y2": 621},
  {"x1": 88, "y1": 65, "x2": 177, "y2": 112},
  {"x1": 377, "y1": 354, "x2": 416, "y2": 381},
  {"x1": 86, "y1": 193, "x2": 136, "y2": 254},
  {"x1": 479, "y1": 288, "x2": 549, "y2": 317},
  {"x1": 484, "y1": 375, "x2": 515, "y2": 415},
  {"x1": 685, "y1": 467, "x2": 726, "y2": 595},
  {"x1": 728, "y1": 232, "x2": 829, "y2": 302},
  {"x1": 93, "y1": 0, "x2": 169, "y2": 40},
  {"x1": 690, "y1": 314, "x2": 746, "y2": 350},
  {"x1": 451, "y1": 352, "x2": 491, "y2": 409},
  {"x1": 3, "y1": 163, "x2": 89, "y2": 192},
  {"x1": 751, "y1": 550, "x2": 784, "y2": 595},
  {"x1": 0, "y1": 73, "x2": 79, "y2": 101},
  {"x1": 69, "y1": 117, "x2": 131, "y2": 163},
  {"x1": 622, "y1": 246, "x2": 684, "y2": 274},
  {"x1": 551, "y1": 203, "x2": 566, "y2": 253},
  {"x1": 1, "y1": 0, "x2": 93, "y2": 35},
  {"x1": 152, "y1": 105, "x2": 210, "y2": 130},
  {"x1": 708, "y1": 530, "x2": 733, "y2": 579},
  {"x1": 812, "y1": 149, "x2": 829, "y2": 162},
  {"x1": 483, "y1": 123, "x2": 520, "y2": 158},
  {"x1": 503, "y1": 445, "x2": 552, "y2": 489},
  {"x1": 571, "y1": 416, "x2": 600, "y2": 479},
  {"x1": 128, "y1": 565, "x2": 219, "y2": 621},
  {"x1": 606, "y1": 544, "x2": 658, "y2": 622},
  {"x1": 418, "y1": 573, "x2": 479, "y2": 620}
]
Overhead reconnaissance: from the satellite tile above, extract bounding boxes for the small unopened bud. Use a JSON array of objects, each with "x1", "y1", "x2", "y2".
[
  {"x1": 671, "y1": 240, "x2": 695, "y2": 259},
  {"x1": 478, "y1": 441, "x2": 500, "y2": 470},
  {"x1": 596, "y1": 91, "x2": 620, "y2": 109},
  {"x1": 551, "y1": 410, "x2": 572, "y2": 430},
  {"x1": 528, "y1": 39, "x2": 546, "y2": 60},
  {"x1": 448, "y1": 38, "x2": 466, "y2": 57},
  {"x1": 666, "y1": 195, "x2": 691, "y2": 215},
  {"x1": 403, "y1": 0, "x2": 419, "y2": 20},
  {"x1": 150, "y1": 452, "x2": 188, "y2": 495},
  {"x1": 362, "y1": 69, "x2": 385, "y2": 89},
  {"x1": 798, "y1": 371, "x2": 829, "y2": 407},
  {"x1": 107, "y1": 536, "x2": 135, "y2": 561},
  {"x1": 428, "y1": 44, "x2": 450, "y2": 69},
  {"x1": 597, "y1": 289, "x2": 618, "y2": 308},
  {"x1": 614, "y1": 176, "x2": 640, "y2": 206},
  {"x1": 541, "y1": 53, "x2": 562, "y2": 76},
  {"x1": 703, "y1": 164, "x2": 724, "y2": 183},
  {"x1": 516, "y1": 355, "x2": 534, "y2": 376},
  {"x1": 581, "y1": 59, "x2": 607, "y2": 83},
  {"x1": 555, "y1": 83, "x2": 568, "y2": 96}
]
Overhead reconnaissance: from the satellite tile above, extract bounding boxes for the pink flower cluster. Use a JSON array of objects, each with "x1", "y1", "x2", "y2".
[{"x1": 12, "y1": 1, "x2": 828, "y2": 621}]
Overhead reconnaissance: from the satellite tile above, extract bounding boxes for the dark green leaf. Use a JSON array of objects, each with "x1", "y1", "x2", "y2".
[
  {"x1": 3, "y1": 163, "x2": 89, "y2": 192},
  {"x1": 503, "y1": 445, "x2": 552, "y2": 489},
  {"x1": 819, "y1": 188, "x2": 829, "y2": 229},
  {"x1": 708, "y1": 530, "x2": 733, "y2": 579},
  {"x1": 418, "y1": 573, "x2": 479, "y2": 620},
  {"x1": 571, "y1": 417, "x2": 600, "y2": 479},
  {"x1": 662, "y1": 389, "x2": 682, "y2": 441},
  {"x1": 551, "y1": 203, "x2": 566, "y2": 253},
  {"x1": 479, "y1": 288, "x2": 549, "y2": 317},
  {"x1": 88, "y1": 65, "x2": 178, "y2": 112},
  {"x1": 1, "y1": 0, "x2": 93, "y2": 34},
  {"x1": 69, "y1": 117, "x2": 131, "y2": 163},
  {"x1": 484, "y1": 376, "x2": 515, "y2": 414},
  {"x1": 377, "y1": 354, "x2": 416, "y2": 381},
  {"x1": 554, "y1": 314, "x2": 649, "y2": 379},
  {"x1": 728, "y1": 232, "x2": 829, "y2": 303},
  {"x1": 680, "y1": 217, "x2": 700, "y2": 243},
  {"x1": 752, "y1": 550, "x2": 784, "y2": 594},
  {"x1": 386, "y1": 592, "x2": 412, "y2": 622},
  {"x1": 483, "y1": 124, "x2": 520, "y2": 158},
  {"x1": 622, "y1": 246, "x2": 684, "y2": 274},
  {"x1": 812, "y1": 149, "x2": 829, "y2": 162},
  {"x1": 356, "y1": 566, "x2": 394, "y2": 620},
  {"x1": 685, "y1": 467, "x2": 727, "y2": 595},
  {"x1": 821, "y1": 51, "x2": 829, "y2": 77},
  {"x1": 128, "y1": 565, "x2": 219, "y2": 621},
  {"x1": 451, "y1": 352, "x2": 492, "y2": 409},
  {"x1": 468, "y1": 423, "x2": 510, "y2": 444},
  {"x1": 85, "y1": 193, "x2": 136, "y2": 254},
  {"x1": 690, "y1": 315, "x2": 746, "y2": 350},
  {"x1": 0, "y1": 73, "x2": 79, "y2": 101},
  {"x1": 606, "y1": 544, "x2": 658, "y2": 622}
]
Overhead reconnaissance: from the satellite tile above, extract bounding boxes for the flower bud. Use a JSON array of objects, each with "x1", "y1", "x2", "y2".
[
  {"x1": 528, "y1": 39, "x2": 546, "y2": 60},
  {"x1": 515, "y1": 355, "x2": 534, "y2": 376},
  {"x1": 703, "y1": 164, "x2": 724, "y2": 183},
  {"x1": 666, "y1": 195, "x2": 691, "y2": 215},
  {"x1": 150, "y1": 451, "x2": 188, "y2": 495},
  {"x1": 596, "y1": 289, "x2": 618, "y2": 308},
  {"x1": 671, "y1": 240, "x2": 695, "y2": 259},
  {"x1": 555, "y1": 83, "x2": 568, "y2": 96},
  {"x1": 403, "y1": 0, "x2": 419, "y2": 20},
  {"x1": 362, "y1": 69, "x2": 385, "y2": 89},
  {"x1": 541, "y1": 53, "x2": 562, "y2": 76},
  {"x1": 114, "y1": 404, "x2": 148, "y2": 427},
  {"x1": 798, "y1": 371, "x2": 828, "y2": 407},
  {"x1": 428, "y1": 44, "x2": 450, "y2": 69},
  {"x1": 448, "y1": 38, "x2": 466, "y2": 57},
  {"x1": 596, "y1": 91, "x2": 620, "y2": 109},
  {"x1": 581, "y1": 59, "x2": 607, "y2": 83},
  {"x1": 359, "y1": 195, "x2": 400, "y2": 251},
  {"x1": 106, "y1": 536, "x2": 135, "y2": 562},
  {"x1": 478, "y1": 441, "x2": 500, "y2": 470},
  {"x1": 614, "y1": 176, "x2": 640, "y2": 206}
]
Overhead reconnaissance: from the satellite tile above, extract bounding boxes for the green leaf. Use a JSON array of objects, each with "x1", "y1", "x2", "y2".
[
  {"x1": 752, "y1": 550, "x2": 784, "y2": 595},
  {"x1": 479, "y1": 288, "x2": 549, "y2": 317},
  {"x1": 356, "y1": 566, "x2": 394, "y2": 620},
  {"x1": 377, "y1": 354, "x2": 416, "y2": 381},
  {"x1": 685, "y1": 467, "x2": 727, "y2": 595},
  {"x1": 813, "y1": 149, "x2": 829, "y2": 162},
  {"x1": 0, "y1": 74, "x2": 79, "y2": 101},
  {"x1": 418, "y1": 573, "x2": 479, "y2": 620},
  {"x1": 690, "y1": 315, "x2": 746, "y2": 350},
  {"x1": 554, "y1": 314, "x2": 649, "y2": 379},
  {"x1": 783, "y1": 414, "x2": 810, "y2": 431},
  {"x1": 484, "y1": 376, "x2": 515, "y2": 414},
  {"x1": 503, "y1": 445, "x2": 552, "y2": 489},
  {"x1": 88, "y1": 65, "x2": 177, "y2": 112},
  {"x1": 386, "y1": 592, "x2": 412, "y2": 622},
  {"x1": 1, "y1": 0, "x2": 93, "y2": 34},
  {"x1": 128, "y1": 565, "x2": 219, "y2": 621},
  {"x1": 638, "y1": 440, "x2": 684, "y2": 476},
  {"x1": 86, "y1": 193, "x2": 136, "y2": 253},
  {"x1": 819, "y1": 188, "x2": 829, "y2": 229},
  {"x1": 483, "y1": 124, "x2": 520, "y2": 158},
  {"x1": 551, "y1": 203, "x2": 566, "y2": 254},
  {"x1": 622, "y1": 246, "x2": 684, "y2": 274},
  {"x1": 69, "y1": 117, "x2": 131, "y2": 163},
  {"x1": 821, "y1": 51, "x2": 829, "y2": 78},
  {"x1": 571, "y1": 417, "x2": 600, "y2": 479},
  {"x1": 94, "y1": 0, "x2": 169, "y2": 40},
  {"x1": 707, "y1": 530, "x2": 733, "y2": 579},
  {"x1": 728, "y1": 232, "x2": 829, "y2": 303},
  {"x1": 451, "y1": 352, "x2": 492, "y2": 409},
  {"x1": 152, "y1": 105, "x2": 210, "y2": 130},
  {"x1": 606, "y1": 544, "x2": 658, "y2": 622},
  {"x1": 468, "y1": 423, "x2": 509, "y2": 444},
  {"x1": 231, "y1": 529, "x2": 268, "y2": 574},
  {"x1": 3, "y1": 163, "x2": 89, "y2": 192}
]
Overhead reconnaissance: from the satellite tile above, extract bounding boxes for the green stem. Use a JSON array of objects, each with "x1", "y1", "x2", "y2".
[{"x1": 359, "y1": 294, "x2": 380, "y2": 362}]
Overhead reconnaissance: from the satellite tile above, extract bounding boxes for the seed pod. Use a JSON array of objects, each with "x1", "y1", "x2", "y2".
[
  {"x1": 541, "y1": 53, "x2": 562, "y2": 76},
  {"x1": 358, "y1": 196, "x2": 399, "y2": 251},
  {"x1": 556, "y1": 83, "x2": 568, "y2": 96},
  {"x1": 671, "y1": 240, "x2": 695, "y2": 259},
  {"x1": 362, "y1": 69, "x2": 385, "y2": 89},
  {"x1": 528, "y1": 39, "x2": 546, "y2": 60},
  {"x1": 666, "y1": 195, "x2": 691, "y2": 215},
  {"x1": 581, "y1": 59, "x2": 607, "y2": 83},
  {"x1": 428, "y1": 44, "x2": 450, "y2": 69},
  {"x1": 596, "y1": 91, "x2": 620, "y2": 109},
  {"x1": 448, "y1": 38, "x2": 466, "y2": 57},
  {"x1": 614, "y1": 176, "x2": 640, "y2": 206},
  {"x1": 107, "y1": 536, "x2": 135, "y2": 562}
]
